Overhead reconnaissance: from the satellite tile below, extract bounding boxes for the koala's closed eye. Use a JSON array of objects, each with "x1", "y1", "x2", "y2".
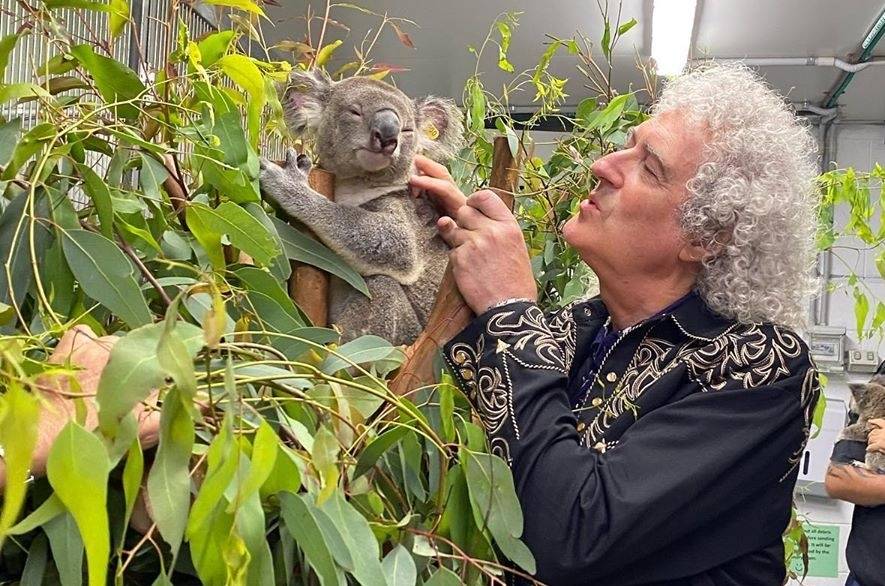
[{"x1": 348, "y1": 106, "x2": 361, "y2": 117}]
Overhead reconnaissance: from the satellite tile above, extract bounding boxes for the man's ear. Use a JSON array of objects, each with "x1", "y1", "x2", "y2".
[
  {"x1": 282, "y1": 68, "x2": 333, "y2": 135},
  {"x1": 677, "y1": 242, "x2": 708, "y2": 263},
  {"x1": 415, "y1": 96, "x2": 465, "y2": 162},
  {"x1": 678, "y1": 229, "x2": 730, "y2": 263}
]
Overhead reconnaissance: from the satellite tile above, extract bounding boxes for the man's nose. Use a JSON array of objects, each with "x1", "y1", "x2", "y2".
[
  {"x1": 370, "y1": 109, "x2": 401, "y2": 155},
  {"x1": 590, "y1": 149, "x2": 626, "y2": 189}
]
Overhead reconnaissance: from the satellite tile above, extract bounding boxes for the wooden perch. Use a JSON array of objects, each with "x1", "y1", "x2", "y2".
[
  {"x1": 289, "y1": 168, "x2": 335, "y2": 327},
  {"x1": 389, "y1": 137, "x2": 522, "y2": 396}
]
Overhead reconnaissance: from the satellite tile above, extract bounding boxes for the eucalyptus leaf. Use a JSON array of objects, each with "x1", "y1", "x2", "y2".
[
  {"x1": 280, "y1": 492, "x2": 345, "y2": 586},
  {"x1": 0, "y1": 117, "x2": 20, "y2": 167},
  {"x1": 321, "y1": 335, "x2": 403, "y2": 374},
  {"x1": 463, "y1": 451, "x2": 536, "y2": 574},
  {"x1": 96, "y1": 322, "x2": 202, "y2": 443},
  {"x1": 381, "y1": 545, "x2": 416, "y2": 586},
  {"x1": 44, "y1": 512, "x2": 84, "y2": 586},
  {"x1": 46, "y1": 422, "x2": 111, "y2": 586},
  {"x1": 147, "y1": 389, "x2": 194, "y2": 556},
  {"x1": 69, "y1": 45, "x2": 145, "y2": 120},
  {"x1": 319, "y1": 490, "x2": 387, "y2": 586},
  {"x1": 424, "y1": 567, "x2": 461, "y2": 586},
  {"x1": 188, "y1": 202, "x2": 279, "y2": 266},
  {"x1": 0, "y1": 380, "x2": 40, "y2": 539},
  {"x1": 139, "y1": 154, "x2": 169, "y2": 201},
  {"x1": 61, "y1": 229, "x2": 152, "y2": 328},
  {"x1": 272, "y1": 217, "x2": 370, "y2": 297}
]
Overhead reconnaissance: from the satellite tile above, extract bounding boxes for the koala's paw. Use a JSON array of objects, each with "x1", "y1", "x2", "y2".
[
  {"x1": 259, "y1": 148, "x2": 312, "y2": 201},
  {"x1": 867, "y1": 451, "x2": 885, "y2": 474}
]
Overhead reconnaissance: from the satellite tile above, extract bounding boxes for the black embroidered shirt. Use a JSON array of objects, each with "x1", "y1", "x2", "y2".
[{"x1": 443, "y1": 295, "x2": 820, "y2": 585}]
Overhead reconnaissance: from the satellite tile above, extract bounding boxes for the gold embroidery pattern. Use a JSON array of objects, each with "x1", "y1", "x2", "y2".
[
  {"x1": 581, "y1": 323, "x2": 815, "y2": 455},
  {"x1": 446, "y1": 305, "x2": 576, "y2": 462},
  {"x1": 447, "y1": 337, "x2": 513, "y2": 440},
  {"x1": 486, "y1": 305, "x2": 568, "y2": 373},
  {"x1": 682, "y1": 324, "x2": 804, "y2": 391},
  {"x1": 546, "y1": 301, "x2": 581, "y2": 372}
]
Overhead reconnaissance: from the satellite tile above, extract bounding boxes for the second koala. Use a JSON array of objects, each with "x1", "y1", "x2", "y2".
[
  {"x1": 260, "y1": 69, "x2": 464, "y2": 346},
  {"x1": 840, "y1": 374, "x2": 885, "y2": 473}
]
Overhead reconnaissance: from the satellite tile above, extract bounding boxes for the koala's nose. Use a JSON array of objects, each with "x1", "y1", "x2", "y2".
[{"x1": 370, "y1": 109, "x2": 400, "y2": 155}]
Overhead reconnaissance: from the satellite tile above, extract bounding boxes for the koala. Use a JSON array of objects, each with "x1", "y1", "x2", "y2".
[
  {"x1": 259, "y1": 69, "x2": 464, "y2": 346},
  {"x1": 840, "y1": 374, "x2": 885, "y2": 473}
]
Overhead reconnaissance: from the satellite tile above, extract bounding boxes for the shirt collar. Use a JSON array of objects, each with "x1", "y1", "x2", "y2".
[
  {"x1": 666, "y1": 291, "x2": 735, "y2": 341},
  {"x1": 581, "y1": 290, "x2": 735, "y2": 342}
]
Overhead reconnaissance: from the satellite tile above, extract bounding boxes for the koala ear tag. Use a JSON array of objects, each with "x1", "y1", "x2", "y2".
[{"x1": 422, "y1": 121, "x2": 440, "y2": 141}]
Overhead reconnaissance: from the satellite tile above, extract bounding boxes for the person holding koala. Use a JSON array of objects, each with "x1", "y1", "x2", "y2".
[
  {"x1": 826, "y1": 361, "x2": 885, "y2": 586},
  {"x1": 412, "y1": 64, "x2": 821, "y2": 585}
]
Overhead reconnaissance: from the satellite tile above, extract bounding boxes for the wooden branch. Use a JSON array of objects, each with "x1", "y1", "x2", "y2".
[
  {"x1": 389, "y1": 137, "x2": 521, "y2": 396},
  {"x1": 162, "y1": 154, "x2": 189, "y2": 231},
  {"x1": 289, "y1": 167, "x2": 335, "y2": 327}
]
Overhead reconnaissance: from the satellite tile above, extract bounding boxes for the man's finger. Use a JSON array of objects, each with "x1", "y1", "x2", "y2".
[
  {"x1": 413, "y1": 154, "x2": 452, "y2": 180},
  {"x1": 455, "y1": 204, "x2": 492, "y2": 231},
  {"x1": 409, "y1": 174, "x2": 467, "y2": 215},
  {"x1": 467, "y1": 190, "x2": 514, "y2": 221},
  {"x1": 437, "y1": 216, "x2": 471, "y2": 248}
]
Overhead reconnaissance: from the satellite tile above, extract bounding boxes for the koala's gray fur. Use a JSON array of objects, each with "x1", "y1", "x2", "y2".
[
  {"x1": 840, "y1": 374, "x2": 885, "y2": 472},
  {"x1": 259, "y1": 69, "x2": 464, "y2": 345}
]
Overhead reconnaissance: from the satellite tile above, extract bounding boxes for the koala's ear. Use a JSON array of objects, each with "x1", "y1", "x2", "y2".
[
  {"x1": 415, "y1": 96, "x2": 465, "y2": 162},
  {"x1": 849, "y1": 382, "x2": 868, "y2": 406},
  {"x1": 282, "y1": 68, "x2": 333, "y2": 135}
]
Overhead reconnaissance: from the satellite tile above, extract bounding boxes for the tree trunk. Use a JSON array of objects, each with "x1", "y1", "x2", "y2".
[{"x1": 289, "y1": 168, "x2": 335, "y2": 327}]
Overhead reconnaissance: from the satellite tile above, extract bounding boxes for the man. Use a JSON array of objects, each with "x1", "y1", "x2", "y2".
[
  {"x1": 825, "y1": 361, "x2": 885, "y2": 586},
  {"x1": 410, "y1": 64, "x2": 821, "y2": 584}
]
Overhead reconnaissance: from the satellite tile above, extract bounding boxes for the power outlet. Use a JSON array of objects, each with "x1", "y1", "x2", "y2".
[{"x1": 847, "y1": 349, "x2": 881, "y2": 373}]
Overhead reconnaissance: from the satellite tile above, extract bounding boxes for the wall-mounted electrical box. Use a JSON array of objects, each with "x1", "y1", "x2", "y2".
[{"x1": 808, "y1": 326, "x2": 846, "y2": 373}]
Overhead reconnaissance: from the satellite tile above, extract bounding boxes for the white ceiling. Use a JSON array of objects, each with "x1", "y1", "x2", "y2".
[{"x1": 261, "y1": 0, "x2": 885, "y2": 121}]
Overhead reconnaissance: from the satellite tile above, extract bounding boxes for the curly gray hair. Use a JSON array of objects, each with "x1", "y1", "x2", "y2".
[{"x1": 652, "y1": 64, "x2": 820, "y2": 330}]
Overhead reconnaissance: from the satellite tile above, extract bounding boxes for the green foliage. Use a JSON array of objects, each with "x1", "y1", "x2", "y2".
[
  {"x1": 455, "y1": 11, "x2": 650, "y2": 311},
  {"x1": 0, "y1": 2, "x2": 548, "y2": 585},
  {"x1": 2, "y1": 1, "x2": 866, "y2": 584},
  {"x1": 818, "y1": 164, "x2": 885, "y2": 341}
]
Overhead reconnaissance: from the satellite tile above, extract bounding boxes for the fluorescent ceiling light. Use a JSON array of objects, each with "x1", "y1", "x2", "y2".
[{"x1": 651, "y1": 0, "x2": 698, "y2": 76}]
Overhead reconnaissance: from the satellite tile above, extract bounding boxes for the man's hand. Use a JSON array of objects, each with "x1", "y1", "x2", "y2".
[
  {"x1": 410, "y1": 155, "x2": 537, "y2": 314},
  {"x1": 868, "y1": 419, "x2": 885, "y2": 454}
]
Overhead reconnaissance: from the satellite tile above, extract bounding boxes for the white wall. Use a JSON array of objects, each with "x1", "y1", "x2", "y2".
[{"x1": 792, "y1": 123, "x2": 885, "y2": 586}]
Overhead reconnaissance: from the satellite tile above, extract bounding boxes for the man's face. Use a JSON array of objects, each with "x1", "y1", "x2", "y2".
[{"x1": 562, "y1": 110, "x2": 707, "y2": 279}]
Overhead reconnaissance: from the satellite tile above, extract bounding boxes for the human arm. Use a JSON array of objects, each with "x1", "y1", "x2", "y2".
[
  {"x1": 824, "y1": 431, "x2": 885, "y2": 507},
  {"x1": 825, "y1": 461, "x2": 885, "y2": 507},
  {"x1": 0, "y1": 326, "x2": 160, "y2": 490}
]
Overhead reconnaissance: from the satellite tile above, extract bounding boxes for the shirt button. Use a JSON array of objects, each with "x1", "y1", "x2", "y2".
[
  {"x1": 576, "y1": 421, "x2": 586, "y2": 432},
  {"x1": 593, "y1": 442, "x2": 607, "y2": 453},
  {"x1": 606, "y1": 372, "x2": 617, "y2": 383},
  {"x1": 591, "y1": 397, "x2": 603, "y2": 407}
]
